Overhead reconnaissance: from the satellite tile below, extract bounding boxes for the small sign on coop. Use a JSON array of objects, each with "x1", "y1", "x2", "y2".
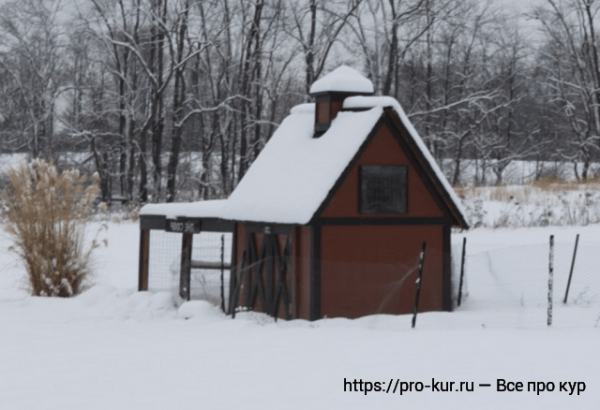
[{"x1": 165, "y1": 218, "x2": 201, "y2": 234}]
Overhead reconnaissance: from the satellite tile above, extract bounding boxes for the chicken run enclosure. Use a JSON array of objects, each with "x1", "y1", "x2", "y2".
[{"x1": 139, "y1": 216, "x2": 234, "y2": 311}]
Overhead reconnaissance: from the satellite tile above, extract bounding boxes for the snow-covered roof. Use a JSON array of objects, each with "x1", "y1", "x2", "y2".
[
  {"x1": 309, "y1": 65, "x2": 374, "y2": 94},
  {"x1": 140, "y1": 199, "x2": 226, "y2": 219},
  {"x1": 221, "y1": 106, "x2": 383, "y2": 224},
  {"x1": 140, "y1": 94, "x2": 468, "y2": 228},
  {"x1": 344, "y1": 96, "x2": 469, "y2": 223}
]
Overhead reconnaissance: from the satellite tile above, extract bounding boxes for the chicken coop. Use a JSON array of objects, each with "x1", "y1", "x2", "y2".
[{"x1": 139, "y1": 66, "x2": 468, "y2": 320}]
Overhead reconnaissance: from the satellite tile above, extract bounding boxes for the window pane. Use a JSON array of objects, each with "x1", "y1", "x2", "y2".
[{"x1": 360, "y1": 166, "x2": 407, "y2": 214}]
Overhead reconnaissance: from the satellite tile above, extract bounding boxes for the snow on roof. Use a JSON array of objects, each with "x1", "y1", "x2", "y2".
[
  {"x1": 309, "y1": 65, "x2": 374, "y2": 94},
  {"x1": 344, "y1": 96, "x2": 469, "y2": 224},
  {"x1": 139, "y1": 95, "x2": 467, "y2": 227},
  {"x1": 140, "y1": 199, "x2": 227, "y2": 219},
  {"x1": 221, "y1": 105, "x2": 384, "y2": 224},
  {"x1": 290, "y1": 103, "x2": 315, "y2": 114}
]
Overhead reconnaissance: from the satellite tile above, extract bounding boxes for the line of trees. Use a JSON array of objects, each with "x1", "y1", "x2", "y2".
[{"x1": 0, "y1": 0, "x2": 598, "y2": 204}]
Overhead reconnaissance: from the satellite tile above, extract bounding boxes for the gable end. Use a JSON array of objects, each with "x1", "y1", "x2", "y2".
[
  {"x1": 310, "y1": 108, "x2": 467, "y2": 229},
  {"x1": 384, "y1": 109, "x2": 468, "y2": 229}
]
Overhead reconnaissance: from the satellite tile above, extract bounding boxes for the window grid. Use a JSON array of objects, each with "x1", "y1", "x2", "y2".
[{"x1": 360, "y1": 165, "x2": 407, "y2": 214}]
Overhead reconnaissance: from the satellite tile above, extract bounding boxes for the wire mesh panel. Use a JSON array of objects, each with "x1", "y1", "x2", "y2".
[
  {"x1": 148, "y1": 230, "x2": 182, "y2": 291},
  {"x1": 463, "y1": 238, "x2": 600, "y2": 328},
  {"x1": 146, "y1": 229, "x2": 233, "y2": 308},
  {"x1": 555, "y1": 242, "x2": 600, "y2": 327},
  {"x1": 190, "y1": 232, "x2": 232, "y2": 308}
]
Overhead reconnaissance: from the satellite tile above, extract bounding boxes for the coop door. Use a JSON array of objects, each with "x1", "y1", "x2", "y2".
[{"x1": 231, "y1": 232, "x2": 292, "y2": 319}]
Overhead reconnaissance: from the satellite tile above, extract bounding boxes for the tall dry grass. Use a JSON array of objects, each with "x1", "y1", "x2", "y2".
[
  {"x1": 455, "y1": 177, "x2": 600, "y2": 228},
  {"x1": 0, "y1": 159, "x2": 100, "y2": 297},
  {"x1": 454, "y1": 177, "x2": 600, "y2": 203}
]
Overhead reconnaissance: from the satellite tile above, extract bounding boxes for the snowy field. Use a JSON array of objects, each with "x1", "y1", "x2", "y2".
[{"x1": 0, "y1": 221, "x2": 599, "y2": 409}]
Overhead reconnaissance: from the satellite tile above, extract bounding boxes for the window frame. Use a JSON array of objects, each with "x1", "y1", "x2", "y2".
[{"x1": 359, "y1": 165, "x2": 408, "y2": 214}]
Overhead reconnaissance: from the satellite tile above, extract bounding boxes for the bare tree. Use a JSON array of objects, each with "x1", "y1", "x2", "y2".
[
  {"x1": 0, "y1": 0, "x2": 68, "y2": 159},
  {"x1": 534, "y1": 0, "x2": 600, "y2": 180},
  {"x1": 287, "y1": 0, "x2": 362, "y2": 93}
]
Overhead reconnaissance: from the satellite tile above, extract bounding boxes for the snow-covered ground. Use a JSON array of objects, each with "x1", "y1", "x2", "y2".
[{"x1": 0, "y1": 221, "x2": 599, "y2": 409}]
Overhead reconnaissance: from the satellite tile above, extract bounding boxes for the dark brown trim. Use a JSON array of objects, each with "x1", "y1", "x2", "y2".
[
  {"x1": 247, "y1": 223, "x2": 293, "y2": 235},
  {"x1": 292, "y1": 227, "x2": 300, "y2": 318},
  {"x1": 310, "y1": 223, "x2": 322, "y2": 321},
  {"x1": 317, "y1": 217, "x2": 451, "y2": 226},
  {"x1": 227, "y1": 223, "x2": 238, "y2": 315},
  {"x1": 179, "y1": 233, "x2": 193, "y2": 301},
  {"x1": 140, "y1": 215, "x2": 166, "y2": 230},
  {"x1": 138, "y1": 229, "x2": 150, "y2": 291},
  {"x1": 265, "y1": 234, "x2": 274, "y2": 311},
  {"x1": 244, "y1": 232, "x2": 256, "y2": 309},
  {"x1": 442, "y1": 224, "x2": 452, "y2": 311},
  {"x1": 202, "y1": 218, "x2": 235, "y2": 232}
]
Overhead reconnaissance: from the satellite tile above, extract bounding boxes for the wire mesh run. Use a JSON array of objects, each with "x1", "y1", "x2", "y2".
[
  {"x1": 190, "y1": 233, "x2": 232, "y2": 308},
  {"x1": 147, "y1": 230, "x2": 232, "y2": 308},
  {"x1": 148, "y1": 230, "x2": 182, "y2": 291},
  {"x1": 460, "y1": 236, "x2": 600, "y2": 328}
]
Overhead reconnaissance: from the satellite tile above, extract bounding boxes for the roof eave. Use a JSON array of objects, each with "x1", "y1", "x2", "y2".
[{"x1": 384, "y1": 108, "x2": 469, "y2": 230}]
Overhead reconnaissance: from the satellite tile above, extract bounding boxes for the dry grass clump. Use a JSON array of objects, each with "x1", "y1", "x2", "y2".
[
  {"x1": 455, "y1": 177, "x2": 600, "y2": 204},
  {"x1": 0, "y1": 159, "x2": 100, "y2": 297},
  {"x1": 529, "y1": 177, "x2": 578, "y2": 192},
  {"x1": 488, "y1": 185, "x2": 533, "y2": 203},
  {"x1": 452, "y1": 185, "x2": 473, "y2": 199}
]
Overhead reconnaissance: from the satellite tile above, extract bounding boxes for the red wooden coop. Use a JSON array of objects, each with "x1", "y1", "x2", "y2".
[{"x1": 139, "y1": 66, "x2": 469, "y2": 320}]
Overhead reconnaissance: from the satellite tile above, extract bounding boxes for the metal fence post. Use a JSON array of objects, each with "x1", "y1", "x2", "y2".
[
  {"x1": 548, "y1": 235, "x2": 554, "y2": 327},
  {"x1": 220, "y1": 234, "x2": 225, "y2": 313},
  {"x1": 457, "y1": 237, "x2": 467, "y2": 307},
  {"x1": 563, "y1": 234, "x2": 579, "y2": 304},
  {"x1": 412, "y1": 241, "x2": 427, "y2": 329}
]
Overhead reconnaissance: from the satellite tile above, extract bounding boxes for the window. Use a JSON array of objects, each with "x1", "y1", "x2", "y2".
[{"x1": 360, "y1": 166, "x2": 407, "y2": 214}]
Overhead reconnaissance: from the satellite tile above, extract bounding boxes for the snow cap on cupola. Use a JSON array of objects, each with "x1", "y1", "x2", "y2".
[{"x1": 309, "y1": 65, "x2": 374, "y2": 137}]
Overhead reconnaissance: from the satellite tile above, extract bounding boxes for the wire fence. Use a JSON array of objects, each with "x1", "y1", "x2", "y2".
[
  {"x1": 145, "y1": 229, "x2": 600, "y2": 328},
  {"x1": 459, "y1": 235, "x2": 600, "y2": 328},
  {"x1": 147, "y1": 230, "x2": 232, "y2": 308},
  {"x1": 148, "y1": 230, "x2": 182, "y2": 291},
  {"x1": 189, "y1": 233, "x2": 232, "y2": 308}
]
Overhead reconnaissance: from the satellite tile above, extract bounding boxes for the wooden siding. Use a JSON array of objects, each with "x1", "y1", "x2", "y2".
[
  {"x1": 294, "y1": 226, "x2": 312, "y2": 320},
  {"x1": 319, "y1": 121, "x2": 444, "y2": 219},
  {"x1": 320, "y1": 225, "x2": 444, "y2": 318}
]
